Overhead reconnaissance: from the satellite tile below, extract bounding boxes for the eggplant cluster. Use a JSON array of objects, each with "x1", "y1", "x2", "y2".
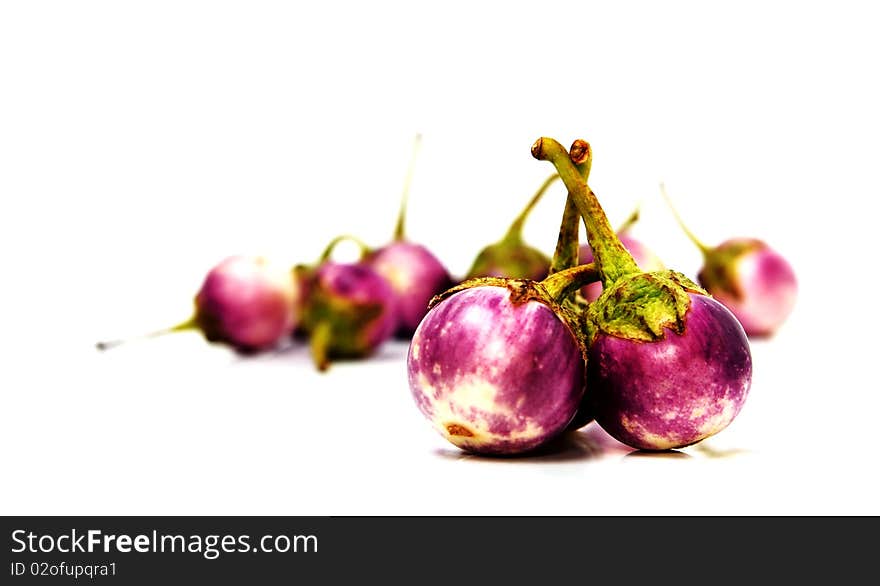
[
  {"x1": 407, "y1": 137, "x2": 796, "y2": 455},
  {"x1": 96, "y1": 134, "x2": 796, "y2": 456},
  {"x1": 96, "y1": 135, "x2": 455, "y2": 371},
  {"x1": 293, "y1": 234, "x2": 453, "y2": 371}
]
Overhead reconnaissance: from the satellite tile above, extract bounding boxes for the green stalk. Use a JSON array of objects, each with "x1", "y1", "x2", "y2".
[
  {"x1": 549, "y1": 139, "x2": 592, "y2": 275},
  {"x1": 309, "y1": 321, "x2": 332, "y2": 372},
  {"x1": 616, "y1": 205, "x2": 640, "y2": 235},
  {"x1": 542, "y1": 262, "x2": 598, "y2": 301},
  {"x1": 393, "y1": 133, "x2": 423, "y2": 241},
  {"x1": 319, "y1": 234, "x2": 372, "y2": 263},
  {"x1": 532, "y1": 138, "x2": 640, "y2": 286},
  {"x1": 95, "y1": 317, "x2": 197, "y2": 351},
  {"x1": 659, "y1": 182, "x2": 711, "y2": 256},
  {"x1": 502, "y1": 173, "x2": 559, "y2": 243}
]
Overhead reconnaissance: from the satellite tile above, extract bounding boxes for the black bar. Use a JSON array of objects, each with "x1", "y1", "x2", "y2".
[{"x1": 0, "y1": 516, "x2": 875, "y2": 583}]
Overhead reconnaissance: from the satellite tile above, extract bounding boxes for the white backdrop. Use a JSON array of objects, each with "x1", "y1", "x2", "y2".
[{"x1": 2, "y1": 1, "x2": 878, "y2": 514}]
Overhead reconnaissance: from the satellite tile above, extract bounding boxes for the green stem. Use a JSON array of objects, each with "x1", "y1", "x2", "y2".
[
  {"x1": 542, "y1": 262, "x2": 599, "y2": 301},
  {"x1": 532, "y1": 137, "x2": 640, "y2": 286},
  {"x1": 95, "y1": 317, "x2": 197, "y2": 351},
  {"x1": 616, "y1": 205, "x2": 641, "y2": 235},
  {"x1": 502, "y1": 173, "x2": 559, "y2": 243},
  {"x1": 659, "y1": 182, "x2": 711, "y2": 256},
  {"x1": 393, "y1": 133, "x2": 423, "y2": 241},
  {"x1": 319, "y1": 234, "x2": 372, "y2": 263},
  {"x1": 549, "y1": 139, "x2": 592, "y2": 274},
  {"x1": 549, "y1": 198, "x2": 582, "y2": 274},
  {"x1": 309, "y1": 321, "x2": 332, "y2": 372}
]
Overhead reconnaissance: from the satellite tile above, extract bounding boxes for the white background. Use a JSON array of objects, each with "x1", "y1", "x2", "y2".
[{"x1": 2, "y1": 1, "x2": 878, "y2": 515}]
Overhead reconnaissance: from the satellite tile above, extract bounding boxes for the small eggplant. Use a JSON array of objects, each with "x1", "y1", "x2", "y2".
[
  {"x1": 661, "y1": 183, "x2": 797, "y2": 337},
  {"x1": 96, "y1": 255, "x2": 300, "y2": 353}
]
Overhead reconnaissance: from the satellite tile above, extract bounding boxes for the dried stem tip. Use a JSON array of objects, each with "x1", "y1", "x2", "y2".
[{"x1": 569, "y1": 140, "x2": 591, "y2": 165}]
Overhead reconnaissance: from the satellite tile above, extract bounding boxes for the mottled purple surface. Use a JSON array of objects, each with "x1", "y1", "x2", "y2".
[
  {"x1": 367, "y1": 241, "x2": 453, "y2": 338},
  {"x1": 579, "y1": 235, "x2": 664, "y2": 301},
  {"x1": 314, "y1": 261, "x2": 396, "y2": 349},
  {"x1": 588, "y1": 293, "x2": 752, "y2": 450},
  {"x1": 704, "y1": 239, "x2": 797, "y2": 337},
  {"x1": 407, "y1": 285, "x2": 585, "y2": 455},
  {"x1": 195, "y1": 255, "x2": 297, "y2": 352}
]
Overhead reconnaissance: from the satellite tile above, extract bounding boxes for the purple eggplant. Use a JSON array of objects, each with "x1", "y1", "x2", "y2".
[
  {"x1": 365, "y1": 134, "x2": 454, "y2": 339},
  {"x1": 661, "y1": 184, "x2": 797, "y2": 337},
  {"x1": 588, "y1": 293, "x2": 751, "y2": 449},
  {"x1": 368, "y1": 241, "x2": 453, "y2": 338},
  {"x1": 96, "y1": 255, "x2": 300, "y2": 353},
  {"x1": 533, "y1": 137, "x2": 752, "y2": 451},
  {"x1": 298, "y1": 236, "x2": 397, "y2": 371},
  {"x1": 697, "y1": 238, "x2": 797, "y2": 337},
  {"x1": 407, "y1": 144, "x2": 598, "y2": 456},
  {"x1": 192, "y1": 255, "x2": 301, "y2": 351},
  {"x1": 408, "y1": 270, "x2": 595, "y2": 456}
]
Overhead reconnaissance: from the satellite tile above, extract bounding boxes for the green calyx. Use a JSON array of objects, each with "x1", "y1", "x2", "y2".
[
  {"x1": 466, "y1": 243, "x2": 550, "y2": 281},
  {"x1": 428, "y1": 276, "x2": 547, "y2": 309},
  {"x1": 292, "y1": 263, "x2": 314, "y2": 290},
  {"x1": 297, "y1": 233, "x2": 387, "y2": 370},
  {"x1": 531, "y1": 137, "x2": 712, "y2": 343},
  {"x1": 302, "y1": 286, "x2": 386, "y2": 371},
  {"x1": 698, "y1": 239, "x2": 764, "y2": 301},
  {"x1": 586, "y1": 270, "x2": 707, "y2": 343}
]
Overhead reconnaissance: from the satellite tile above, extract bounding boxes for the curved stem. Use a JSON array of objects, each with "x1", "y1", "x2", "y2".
[
  {"x1": 542, "y1": 262, "x2": 599, "y2": 301},
  {"x1": 549, "y1": 198, "x2": 582, "y2": 275},
  {"x1": 95, "y1": 317, "x2": 197, "y2": 351},
  {"x1": 616, "y1": 205, "x2": 641, "y2": 235},
  {"x1": 319, "y1": 234, "x2": 372, "y2": 263},
  {"x1": 394, "y1": 133, "x2": 423, "y2": 241},
  {"x1": 502, "y1": 173, "x2": 559, "y2": 243},
  {"x1": 532, "y1": 137, "x2": 640, "y2": 286},
  {"x1": 309, "y1": 321, "x2": 332, "y2": 372},
  {"x1": 550, "y1": 139, "x2": 592, "y2": 274},
  {"x1": 659, "y1": 182, "x2": 711, "y2": 256}
]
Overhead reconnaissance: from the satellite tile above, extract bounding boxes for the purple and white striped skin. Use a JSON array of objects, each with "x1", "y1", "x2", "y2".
[
  {"x1": 367, "y1": 241, "x2": 453, "y2": 339},
  {"x1": 699, "y1": 239, "x2": 797, "y2": 338},
  {"x1": 579, "y1": 235, "x2": 664, "y2": 302},
  {"x1": 588, "y1": 293, "x2": 752, "y2": 451},
  {"x1": 194, "y1": 255, "x2": 299, "y2": 352},
  {"x1": 310, "y1": 261, "x2": 397, "y2": 353},
  {"x1": 408, "y1": 285, "x2": 585, "y2": 455}
]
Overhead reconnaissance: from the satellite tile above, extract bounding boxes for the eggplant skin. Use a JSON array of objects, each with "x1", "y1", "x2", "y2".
[
  {"x1": 588, "y1": 294, "x2": 752, "y2": 451},
  {"x1": 407, "y1": 285, "x2": 585, "y2": 455},
  {"x1": 367, "y1": 241, "x2": 453, "y2": 339},
  {"x1": 195, "y1": 255, "x2": 298, "y2": 352},
  {"x1": 701, "y1": 239, "x2": 797, "y2": 338},
  {"x1": 307, "y1": 261, "x2": 397, "y2": 355}
]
